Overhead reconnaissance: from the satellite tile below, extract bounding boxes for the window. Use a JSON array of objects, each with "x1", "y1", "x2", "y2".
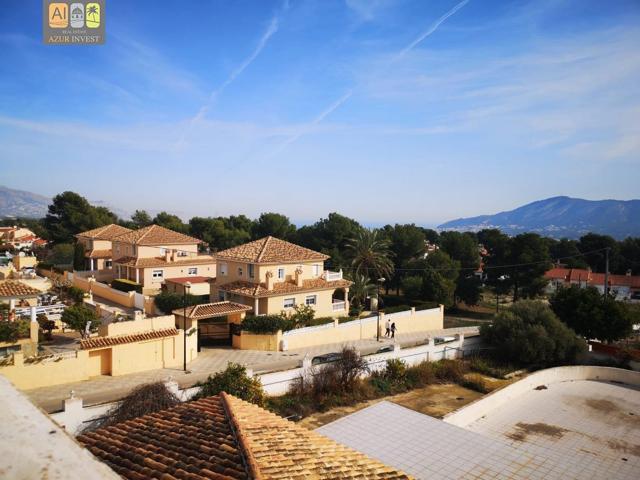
[
  {"x1": 283, "y1": 298, "x2": 295, "y2": 309},
  {"x1": 159, "y1": 247, "x2": 166, "y2": 256},
  {"x1": 248, "y1": 264, "x2": 255, "y2": 279},
  {"x1": 277, "y1": 268, "x2": 285, "y2": 280},
  {"x1": 305, "y1": 295, "x2": 317, "y2": 306},
  {"x1": 152, "y1": 269, "x2": 164, "y2": 279},
  {"x1": 188, "y1": 267, "x2": 197, "y2": 276},
  {"x1": 220, "y1": 263, "x2": 228, "y2": 275},
  {"x1": 313, "y1": 264, "x2": 321, "y2": 276},
  {"x1": 177, "y1": 250, "x2": 188, "y2": 257},
  {"x1": 105, "y1": 260, "x2": 112, "y2": 268},
  {"x1": 238, "y1": 266, "x2": 243, "y2": 276}
]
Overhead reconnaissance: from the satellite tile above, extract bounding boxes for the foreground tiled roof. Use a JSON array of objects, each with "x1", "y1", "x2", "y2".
[
  {"x1": 174, "y1": 301, "x2": 252, "y2": 319},
  {"x1": 0, "y1": 280, "x2": 41, "y2": 298},
  {"x1": 114, "y1": 224, "x2": 201, "y2": 246},
  {"x1": 78, "y1": 393, "x2": 411, "y2": 480},
  {"x1": 76, "y1": 224, "x2": 133, "y2": 241},
  {"x1": 80, "y1": 328, "x2": 178, "y2": 350},
  {"x1": 216, "y1": 236, "x2": 329, "y2": 264},
  {"x1": 114, "y1": 255, "x2": 216, "y2": 268},
  {"x1": 217, "y1": 277, "x2": 352, "y2": 298},
  {"x1": 85, "y1": 249, "x2": 112, "y2": 259}
]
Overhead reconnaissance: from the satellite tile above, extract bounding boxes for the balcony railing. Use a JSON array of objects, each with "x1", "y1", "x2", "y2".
[
  {"x1": 324, "y1": 269, "x2": 343, "y2": 281},
  {"x1": 332, "y1": 300, "x2": 346, "y2": 311}
]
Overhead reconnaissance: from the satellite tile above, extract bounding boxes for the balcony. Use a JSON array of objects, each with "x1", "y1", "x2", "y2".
[
  {"x1": 332, "y1": 300, "x2": 346, "y2": 311},
  {"x1": 324, "y1": 270, "x2": 343, "y2": 281}
]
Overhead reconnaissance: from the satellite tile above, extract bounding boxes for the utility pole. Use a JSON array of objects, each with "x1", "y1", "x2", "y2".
[{"x1": 604, "y1": 247, "x2": 610, "y2": 297}]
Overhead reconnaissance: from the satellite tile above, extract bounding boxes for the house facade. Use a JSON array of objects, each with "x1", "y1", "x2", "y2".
[
  {"x1": 75, "y1": 224, "x2": 133, "y2": 272},
  {"x1": 545, "y1": 267, "x2": 640, "y2": 301},
  {"x1": 210, "y1": 236, "x2": 351, "y2": 317},
  {"x1": 111, "y1": 224, "x2": 216, "y2": 294}
]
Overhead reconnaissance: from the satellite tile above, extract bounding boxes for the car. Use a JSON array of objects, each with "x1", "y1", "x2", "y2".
[{"x1": 311, "y1": 352, "x2": 342, "y2": 365}]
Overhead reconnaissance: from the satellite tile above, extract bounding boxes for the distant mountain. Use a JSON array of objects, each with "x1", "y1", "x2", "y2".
[
  {"x1": 0, "y1": 185, "x2": 49, "y2": 218},
  {"x1": 0, "y1": 185, "x2": 130, "y2": 220},
  {"x1": 438, "y1": 196, "x2": 640, "y2": 239}
]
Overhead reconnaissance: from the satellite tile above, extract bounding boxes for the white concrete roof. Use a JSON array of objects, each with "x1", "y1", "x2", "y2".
[
  {"x1": 0, "y1": 376, "x2": 119, "y2": 479},
  {"x1": 317, "y1": 401, "x2": 544, "y2": 479}
]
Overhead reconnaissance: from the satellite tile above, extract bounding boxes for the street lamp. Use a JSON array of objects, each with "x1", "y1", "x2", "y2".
[
  {"x1": 183, "y1": 281, "x2": 191, "y2": 372},
  {"x1": 495, "y1": 275, "x2": 507, "y2": 313},
  {"x1": 377, "y1": 277, "x2": 385, "y2": 342}
]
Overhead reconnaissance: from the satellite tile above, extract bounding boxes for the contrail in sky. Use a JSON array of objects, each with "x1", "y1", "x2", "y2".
[
  {"x1": 177, "y1": 14, "x2": 281, "y2": 148},
  {"x1": 268, "y1": 0, "x2": 470, "y2": 157}
]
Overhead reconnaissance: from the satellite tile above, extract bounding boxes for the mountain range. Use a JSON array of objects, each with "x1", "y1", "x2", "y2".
[
  {"x1": 0, "y1": 185, "x2": 130, "y2": 220},
  {"x1": 438, "y1": 196, "x2": 640, "y2": 239}
]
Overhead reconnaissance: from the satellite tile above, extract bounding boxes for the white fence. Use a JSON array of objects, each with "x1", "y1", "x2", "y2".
[{"x1": 50, "y1": 334, "x2": 465, "y2": 435}]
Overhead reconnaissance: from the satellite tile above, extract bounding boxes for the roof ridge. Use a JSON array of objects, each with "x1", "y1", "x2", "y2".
[
  {"x1": 136, "y1": 224, "x2": 155, "y2": 243},
  {"x1": 220, "y1": 392, "x2": 263, "y2": 480},
  {"x1": 256, "y1": 236, "x2": 271, "y2": 263}
]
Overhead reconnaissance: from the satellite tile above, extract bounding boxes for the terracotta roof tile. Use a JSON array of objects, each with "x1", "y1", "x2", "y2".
[
  {"x1": 0, "y1": 280, "x2": 41, "y2": 298},
  {"x1": 114, "y1": 255, "x2": 215, "y2": 268},
  {"x1": 174, "y1": 301, "x2": 252, "y2": 319},
  {"x1": 78, "y1": 396, "x2": 250, "y2": 480},
  {"x1": 80, "y1": 328, "x2": 179, "y2": 350},
  {"x1": 85, "y1": 249, "x2": 113, "y2": 259},
  {"x1": 114, "y1": 224, "x2": 201, "y2": 246},
  {"x1": 216, "y1": 236, "x2": 329, "y2": 264},
  {"x1": 545, "y1": 267, "x2": 640, "y2": 288},
  {"x1": 76, "y1": 224, "x2": 133, "y2": 241},
  {"x1": 78, "y1": 394, "x2": 411, "y2": 480},
  {"x1": 218, "y1": 278, "x2": 352, "y2": 298}
]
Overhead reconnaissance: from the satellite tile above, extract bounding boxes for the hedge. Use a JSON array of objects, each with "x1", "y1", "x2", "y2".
[
  {"x1": 112, "y1": 278, "x2": 142, "y2": 294},
  {"x1": 241, "y1": 315, "x2": 294, "y2": 334},
  {"x1": 382, "y1": 305, "x2": 412, "y2": 314}
]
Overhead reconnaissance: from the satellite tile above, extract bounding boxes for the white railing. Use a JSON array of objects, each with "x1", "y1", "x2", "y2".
[
  {"x1": 14, "y1": 303, "x2": 66, "y2": 318},
  {"x1": 332, "y1": 300, "x2": 346, "y2": 311},
  {"x1": 324, "y1": 270, "x2": 343, "y2": 281}
]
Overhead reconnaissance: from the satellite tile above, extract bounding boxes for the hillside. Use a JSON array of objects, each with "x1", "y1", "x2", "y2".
[
  {"x1": 438, "y1": 196, "x2": 640, "y2": 239},
  {"x1": 0, "y1": 185, "x2": 49, "y2": 218}
]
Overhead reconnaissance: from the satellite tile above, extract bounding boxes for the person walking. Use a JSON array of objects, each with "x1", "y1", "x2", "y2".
[
  {"x1": 390, "y1": 322, "x2": 397, "y2": 339},
  {"x1": 385, "y1": 318, "x2": 391, "y2": 337}
]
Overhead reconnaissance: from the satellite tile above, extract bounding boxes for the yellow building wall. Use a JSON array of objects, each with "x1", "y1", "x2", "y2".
[
  {"x1": 0, "y1": 351, "x2": 91, "y2": 390},
  {"x1": 265, "y1": 289, "x2": 345, "y2": 317},
  {"x1": 166, "y1": 280, "x2": 210, "y2": 296},
  {"x1": 233, "y1": 331, "x2": 282, "y2": 351},
  {"x1": 139, "y1": 262, "x2": 215, "y2": 290},
  {"x1": 13, "y1": 256, "x2": 38, "y2": 270}
]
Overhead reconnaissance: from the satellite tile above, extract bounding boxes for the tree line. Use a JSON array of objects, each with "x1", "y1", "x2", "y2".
[{"x1": 3, "y1": 191, "x2": 640, "y2": 309}]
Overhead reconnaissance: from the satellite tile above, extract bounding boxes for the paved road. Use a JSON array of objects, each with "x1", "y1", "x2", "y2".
[{"x1": 25, "y1": 327, "x2": 478, "y2": 413}]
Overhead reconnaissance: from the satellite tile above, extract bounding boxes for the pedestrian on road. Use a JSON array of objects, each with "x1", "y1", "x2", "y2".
[
  {"x1": 385, "y1": 319, "x2": 391, "y2": 337},
  {"x1": 390, "y1": 322, "x2": 397, "y2": 339}
]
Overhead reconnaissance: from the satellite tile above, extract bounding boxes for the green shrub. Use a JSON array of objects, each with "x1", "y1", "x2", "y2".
[
  {"x1": 241, "y1": 314, "x2": 293, "y2": 334},
  {"x1": 67, "y1": 286, "x2": 85, "y2": 303},
  {"x1": 0, "y1": 319, "x2": 31, "y2": 343},
  {"x1": 306, "y1": 316, "x2": 336, "y2": 327},
  {"x1": 415, "y1": 302, "x2": 439, "y2": 311},
  {"x1": 405, "y1": 361, "x2": 436, "y2": 387},
  {"x1": 460, "y1": 373, "x2": 490, "y2": 393},
  {"x1": 383, "y1": 358, "x2": 407, "y2": 382},
  {"x1": 193, "y1": 363, "x2": 265, "y2": 406},
  {"x1": 433, "y1": 359, "x2": 467, "y2": 383},
  {"x1": 467, "y1": 356, "x2": 510, "y2": 379},
  {"x1": 61, "y1": 304, "x2": 100, "y2": 337},
  {"x1": 282, "y1": 304, "x2": 316, "y2": 328},
  {"x1": 112, "y1": 278, "x2": 143, "y2": 294},
  {"x1": 370, "y1": 376, "x2": 392, "y2": 395},
  {"x1": 337, "y1": 316, "x2": 357, "y2": 324},
  {"x1": 382, "y1": 305, "x2": 412, "y2": 314},
  {"x1": 154, "y1": 290, "x2": 200, "y2": 314}
]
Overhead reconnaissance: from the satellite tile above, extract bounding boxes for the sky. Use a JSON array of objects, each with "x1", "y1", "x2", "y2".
[{"x1": 1, "y1": 0, "x2": 639, "y2": 226}]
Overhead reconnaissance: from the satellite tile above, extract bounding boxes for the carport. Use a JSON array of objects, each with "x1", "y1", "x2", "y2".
[{"x1": 174, "y1": 301, "x2": 252, "y2": 349}]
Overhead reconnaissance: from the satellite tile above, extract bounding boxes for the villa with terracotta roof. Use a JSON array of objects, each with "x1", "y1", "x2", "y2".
[
  {"x1": 545, "y1": 266, "x2": 640, "y2": 300},
  {"x1": 110, "y1": 224, "x2": 216, "y2": 294},
  {"x1": 78, "y1": 392, "x2": 411, "y2": 480},
  {"x1": 75, "y1": 224, "x2": 133, "y2": 272},
  {"x1": 211, "y1": 236, "x2": 352, "y2": 317}
]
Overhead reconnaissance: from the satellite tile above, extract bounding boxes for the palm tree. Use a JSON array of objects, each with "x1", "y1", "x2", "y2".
[
  {"x1": 348, "y1": 274, "x2": 375, "y2": 315},
  {"x1": 347, "y1": 229, "x2": 394, "y2": 280}
]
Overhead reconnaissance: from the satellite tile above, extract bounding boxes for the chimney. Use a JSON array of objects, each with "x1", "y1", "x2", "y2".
[
  {"x1": 265, "y1": 270, "x2": 274, "y2": 291},
  {"x1": 295, "y1": 267, "x2": 303, "y2": 287},
  {"x1": 165, "y1": 250, "x2": 171, "y2": 262}
]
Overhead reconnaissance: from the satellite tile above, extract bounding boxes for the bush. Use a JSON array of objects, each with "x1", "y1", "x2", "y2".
[
  {"x1": 405, "y1": 361, "x2": 436, "y2": 387},
  {"x1": 467, "y1": 356, "x2": 510, "y2": 379},
  {"x1": 460, "y1": 374, "x2": 490, "y2": 393},
  {"x1": 401, "y1": 275, "x2": 423, "y2": 301},
  {"x1": 84, "y1": 382, "x2": 180, "y2": 431},
  {"x1": 383, "y1": 358, "x2": 407, "y2": 382},
  {"x1": 382, "y1": 305, "x2": 412, "y2": 314},
  {"x1": 193, "y1": 363, "x2": 265, "y2": 406},
  {"x1": 303, "y1": 316, "x2": 335, "y2": 327},
  {"x1": 67, "y1": 286, "x2": 85, "y2": 303},
  {"x1": 433, "y1": 359, "x2": 467, "y2": 383},
  {"x1": 282, "y1": 304, "x2": 315, "y2": 328},
  {"x1": 481, "y1": 300, "x2": 587, "y2": 366},
  {"x1": 154, "y1": 290, "x2": 201, "y2": 314},
  {"x1": 61, "y1": 303, "x2": 100, "y2": 337},
  {"x1": 0, "y1": 320, "x2": 31, "y2": 343},
  {"x1": 37, "y1": 313, "x2": 56, "y2": 341},
  {"x1": 112, "y1": 278, "x2": 143, "y2": 294},
  {"x1": 241, "y1": 314, "x2": 293, "y2": 334}
]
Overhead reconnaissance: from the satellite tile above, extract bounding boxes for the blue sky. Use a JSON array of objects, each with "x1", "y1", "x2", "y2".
[{"x1": 1, "y1": 0, "x2": 639, "y2": 226}]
